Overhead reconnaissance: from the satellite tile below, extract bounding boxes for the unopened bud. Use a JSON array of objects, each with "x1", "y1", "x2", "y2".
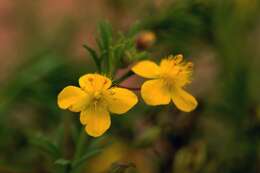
[{"x1": 136, "y1": 31, "x2": 156, "y2": 50}]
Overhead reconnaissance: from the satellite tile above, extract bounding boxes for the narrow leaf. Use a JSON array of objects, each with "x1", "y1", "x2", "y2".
[
  {"x1": 29, "y1": 134, "x2": 61, "y2": 159},
  {"x1": 55, "y1": 159, "x2": 71, "y2": 166},
  {"x1": 83, "y1": 44, "x2": 101, "y2": 72}
]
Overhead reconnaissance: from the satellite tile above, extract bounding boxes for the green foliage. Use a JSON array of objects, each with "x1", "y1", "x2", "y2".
[
  {"x1": 83, "y1": 21, "x2": 149, "y2": 77},
  {"x1": 29, "y1": 134, "x2": 61, "y2": 160},
  {"x1": 0, "y1": 50, "x2": 64, "y2": 114},
  {"x1": 55, "y1": 159, "x2": 71, "y2": 166},
  {"x1": 83, "y1": 44, "x2": 101, "y2": 72}
]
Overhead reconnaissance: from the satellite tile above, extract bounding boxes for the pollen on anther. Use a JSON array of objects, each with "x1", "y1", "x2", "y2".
[{"x1": 174, "y1": 54, "x2": 183, "y2": 64}]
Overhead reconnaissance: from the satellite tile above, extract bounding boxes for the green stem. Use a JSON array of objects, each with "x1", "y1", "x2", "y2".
[
  {"x1": 112, "y1": 70, "x2": 135, "y2": 86},
  {"x1": 74, "y1": 128, "x2": 87, "y2": 160},
  {"x1": 69, "y1": 128, "x2": 87, "y2": 173}
]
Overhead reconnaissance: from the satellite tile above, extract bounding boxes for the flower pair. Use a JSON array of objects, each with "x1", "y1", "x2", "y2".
[{"x1": 57, "y1": 55, "x2": 198, "y2": 137}]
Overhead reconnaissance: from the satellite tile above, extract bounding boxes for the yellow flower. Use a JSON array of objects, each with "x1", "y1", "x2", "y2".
[
  {"x1": 132, "y1": 55, "x2": 198, "y2": 112},
  {"x1": 57, "y1": 74, "x2": 138, "y2": 137}
]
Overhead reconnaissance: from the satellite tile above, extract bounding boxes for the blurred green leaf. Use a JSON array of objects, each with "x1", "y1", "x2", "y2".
[
  {"x1": 98, "y1": 21, "x2": 113, "y2": 75},
  {"x1": 29, "y1": 134, "x2": 61, "y2": 160},
  {"x1": 127, "y1": 21, "x2": 141, "y2": 37},
  {"x1": 55, "y1": 159, "x2": 71, "y2": 166},
  {"x1": 0, "y1": 50, "x2": 64, "y2": 114},
  {"x1": 98, "y1": 21, "x2": 113, "y2": 51},
  {"x1": 108, "y1": 162, "x2": 136, "y2": 173},
  {"x1": 83, "y1": 44, "x2": 101, "y2": 72},
  {"x1": 72, "y1": 148, "x2": 103, "y2": 169}
]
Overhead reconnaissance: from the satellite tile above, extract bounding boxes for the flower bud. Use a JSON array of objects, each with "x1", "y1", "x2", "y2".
[{"x1": 136, "y1": 31, "x2": 156, "y2": 50}]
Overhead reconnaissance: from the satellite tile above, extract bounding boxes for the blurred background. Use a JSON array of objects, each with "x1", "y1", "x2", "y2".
[{"x1": 0, "y1": 0, "x2": 260, "y2": 173}]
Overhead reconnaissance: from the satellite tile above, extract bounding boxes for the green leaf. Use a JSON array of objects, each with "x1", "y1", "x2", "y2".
[
  {"x1": 98, "y1": 21, "x2": 113, "y2": 50},
  {"x1": 83, "y1": 44, "x2": 101, "y2": 72},
  {"x1": 127, "y1": 21, "x2": 141, "y2": 37},
  {"x1": 97, "y1": 21, "x2": 113, "y2": 75},
  {"x1": 0, "y1": 51, "x2": 64, "y2": 115},
  {"x1": 55, "y1": 159, "x2": 71, "y2": 166},
  {"x1": 132, "y1": 51, "x2": 149, "y2": 61},
  {"x1": 29, "y1": 134, "x2": 61, "y2": 159}
]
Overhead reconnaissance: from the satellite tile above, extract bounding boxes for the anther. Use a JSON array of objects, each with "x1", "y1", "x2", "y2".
[{"x1": 174, "y1": 54, "x2": 183, "y2": 64}]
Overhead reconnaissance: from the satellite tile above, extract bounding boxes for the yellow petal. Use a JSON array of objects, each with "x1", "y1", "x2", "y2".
[
  {"x1": 57, "y1": 86, "x2": 88, "y2": 112},
  {"x1": 104, "y1": 87, "x2": 138, "y2": 114},
  {"x1": 141, "y1": 79, "x2": 171, "y2": 105},
  {"x1": 79, "y1": 74, "x2": 112, "y2": 92},
  {"x1": 132, "y1": 60, "x2": 160, "y2": 78},
  {"x1": 171, "y1": 88, "x2": 198, "y2": 112},
  {"x1": 80, "y1": 107, "x2": 111, "y2": 137}
]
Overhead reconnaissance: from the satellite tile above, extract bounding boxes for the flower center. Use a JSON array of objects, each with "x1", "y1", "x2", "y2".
[
  {"x1": 94, "y1": 91, "x2": 102, "y2": 100},
  {"x1": 160, "y1": 62, "x2": 193, "y2": 88},
  {"x1": 92, "y1": 91, "x2": 102, "y2": 106},
  {"x1": 89, "y1": 90, "x2": 109, "y2": 110}
]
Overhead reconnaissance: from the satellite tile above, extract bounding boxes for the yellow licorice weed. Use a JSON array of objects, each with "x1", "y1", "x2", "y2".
[
  {"x1": 132, "y1": 55, "x2": 198, "y2": 112},
  {"x1": 57, "y1": 74, "x2": 138, "y2": 137}
]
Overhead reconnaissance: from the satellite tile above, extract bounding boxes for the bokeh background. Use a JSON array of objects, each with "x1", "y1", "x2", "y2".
[{"x1": 1, "y1": 0, "x2": 260, "y2": 173}]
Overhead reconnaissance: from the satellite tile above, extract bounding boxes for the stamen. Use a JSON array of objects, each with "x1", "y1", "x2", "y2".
[
  {"x1": 168, "y1": 55, "x2": 174, "y2": 60},
  {"x1": 186, "y1": 62, "x2": 193, "y2": 69},
  {"x1": 174, "y1": 54, "x2": 183, "y2": 64}
]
